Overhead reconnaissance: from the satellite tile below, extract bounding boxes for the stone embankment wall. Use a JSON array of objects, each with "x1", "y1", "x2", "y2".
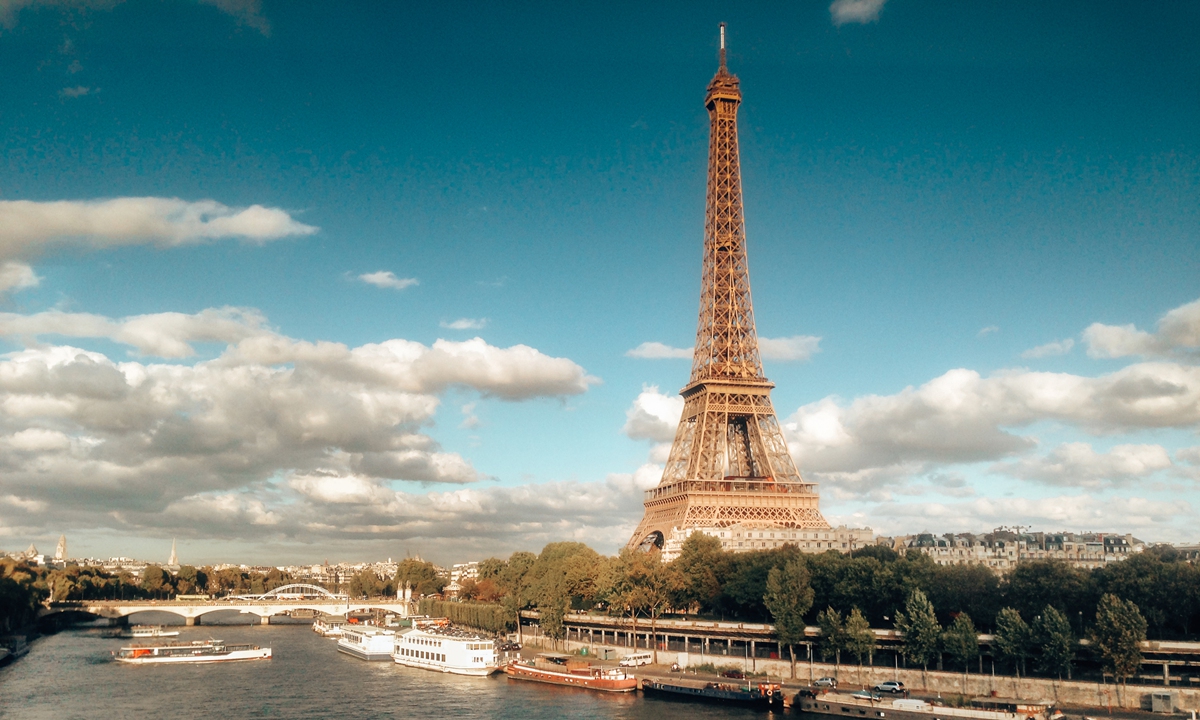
[{"x1": 523, "y1": 636, "x2": 1199, "y2": 713}]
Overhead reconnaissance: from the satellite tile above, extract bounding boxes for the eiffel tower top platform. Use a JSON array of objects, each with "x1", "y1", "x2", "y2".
[{"x1": 627, "y1": 25, "x2": 832, "y2": 553}]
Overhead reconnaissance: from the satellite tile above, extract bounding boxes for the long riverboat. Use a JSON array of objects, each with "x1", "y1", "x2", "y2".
[
  {"x1": 112, "y1": 640, "x2": 271, "y2": 664},
  {"x1": 641, "y1": 678, "x2": 784, "y2": 708},
  {"x1": 793, "y1": 693, "x2": 1054, "y2": 720},
  {"x1": 392, "y1": 618, "x2": 498, "y2": 676},
  {"x1": 336, "y1": 626, "x2": 396, "y2": 661},
  {"x1": 120, "y1": 625, "x2": 180, "y2": 639},
  {"x1": 504, "y1": 654, "x2": 636, "y2": 692}
]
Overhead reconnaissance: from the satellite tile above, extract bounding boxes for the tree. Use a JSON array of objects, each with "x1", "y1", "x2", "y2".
[
  {"x1": 764, "y1": 558, "x2": 815, "y2": 678},
  {"x1": 1093, "y1": 593, "x2": 1147, "y2": 697},
  {"x1": 140, "y1": 566, "x2": 171, "y2": 599},
  {"x1": 844, "y1": 608, "x2": 876, "y2": 680},
  {"x1": 816, "y1": 607, "x2": 845, "y2": 675},
  {"x1": 942, "y1": 613, "x2": 979, "y2": 687},
  {"x1": 672, "y1": 532, "x2": 725, "y2": 613},
  {"x1": 992, "y1": 607, "x2": 1033, "y2": 678},
  {"x1": 499, "y1": 551, "x2": 535, "y2": 642},
  {"x1": 895, "y1": 589, "x2": 941, "y2": 686},
  {"x1": 394, "y1": 559, "x2": 445, "y2": 598},
  {"x1": 1033, "y1": 605, "x2": 1074, "y2": 679}
]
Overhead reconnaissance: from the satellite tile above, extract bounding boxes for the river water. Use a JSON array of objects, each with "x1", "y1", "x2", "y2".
[{"x1": 0, "y1": 617, "x2": 792, "y2": 720}]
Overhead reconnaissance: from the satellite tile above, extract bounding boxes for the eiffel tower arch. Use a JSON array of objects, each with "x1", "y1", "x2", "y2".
[{"x1": 628, "y1": 25, "x2": 835, "y2": 554}]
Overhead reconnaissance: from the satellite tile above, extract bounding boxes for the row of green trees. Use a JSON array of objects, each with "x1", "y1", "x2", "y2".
[
  {"x1": 447, "y1": 536, "x2": 1182, "y2": 682},
  {"x1": 417, "y1": 598, "x2": 509, "y2": 634}
]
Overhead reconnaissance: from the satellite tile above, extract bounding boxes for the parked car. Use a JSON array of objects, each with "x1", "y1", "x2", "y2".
[
  {"x1": 814, "y1": 677, "x2": 838, "y2": 688},
  {"x1": 720, "y1": 668, "x2": 746, "y2": 679},
  {"x1": 873, "y1": 681, "x2": 905, "y2": 694},
  {"x1": 852, "y1": 690, "x2": 883, "y2": 702}
]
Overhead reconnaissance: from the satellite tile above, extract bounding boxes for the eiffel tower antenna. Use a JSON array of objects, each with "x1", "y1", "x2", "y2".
[{"x1": 628, "y1": 25, "x2": 831, "y2": 553}]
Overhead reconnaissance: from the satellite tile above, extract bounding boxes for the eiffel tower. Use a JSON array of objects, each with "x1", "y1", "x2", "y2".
[{"x1": 628, "y1": 25, "x2": 831, "y2": 552}]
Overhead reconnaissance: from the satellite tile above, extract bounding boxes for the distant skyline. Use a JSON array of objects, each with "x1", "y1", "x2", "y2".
[{"x1": 0, "y1": 0, "x2": 1197, "y2": 565}]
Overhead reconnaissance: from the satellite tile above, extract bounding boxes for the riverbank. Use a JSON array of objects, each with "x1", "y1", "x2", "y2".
[{"x1": 519, "y1": 635, "x2": 1200, "y2": 714}]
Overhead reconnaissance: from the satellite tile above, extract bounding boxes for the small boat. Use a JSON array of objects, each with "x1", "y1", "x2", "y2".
[
  {"x1": 312, "y1": 615, "x2": 349, "y2": 637},
  {"x1": 392, "y1": 618, "x2": 499, "y2": 676},
  {"x1": 793, "y1": 693, "x2": 1053, "y2": 720},
  {"x1": 336, "y1": 626, "x2": 396, "y2": 661},
  {"x1": 120, "y1": 625, "x2": 180, "y2": 639},
  {"x1": 504, "y1": 653, "x2": 637, "y2": 692},
  {"x1": 112, "y1": 640, "x2": 270, "y2": 664},
  {"x1": 641, "y1": 678, "x2": 784, "y2": 708}
]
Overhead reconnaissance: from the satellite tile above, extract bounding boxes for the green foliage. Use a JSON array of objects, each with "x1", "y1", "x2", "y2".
[
  {"x1": 941, "y1": 613, "x2": 979, "y2": 671},
  {"x1": 763, "y1": 558, "x2": 814, "y2": 650},
  {"x1": 1003, "y1": 561, "x2": 1092, "y2": 626},
  {"x1": 395, "y1": 559, "x2": 446, "y2": 597},
  {"x1": 672, "y1": 533, "x2": 725, "y2": 613},
  {"x1": 816, "y1": 606, "x2": 845, "y2": 661},
  {"x1": 992, "y1": 607, "x2": 1032, "y2": 676},
  {"x1": 417, "y1": 598, "x2": 511, "y2": 634},
  {"x1": 0, "y1": 560, "x2": 44, "y2": 633},
  {"x1": 349, "y1": 568, "x2": 393, "y2": 598},
  {"x1": 1093, "y1": 593, "x2": 1147, "y2": 683},
  {"x1": 895, "y1": 589, "x2": 941, "y2": 670},
  {"x1": 844, "y1": 608, "x2": 875, "y2": 665},
  {"x1": 1033, "y1": 605, "x2": 1074, "y2": 678},
  {"x1": 1094, "y1": 551, "x2": 1200, "y2": 638},
  {"x1": 140, "y1": 566, "x2": 171, "y2": 598}
]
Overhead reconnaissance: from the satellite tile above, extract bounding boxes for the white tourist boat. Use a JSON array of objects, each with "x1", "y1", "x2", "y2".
[
  {"x1": 113, "y1": 639, "x2": 270, "y2": 664},
  {"x1": 120, "y1": 625, "x2": 180, "y2": 639},
  {"x1": 392, "y1": 618, "x2": 498, "y2": 676},
  {"x1": 312, "y1": 615, "x2": 348, "y2": 637},
  {"x1": 337, "y1": 626, "x2": 396, "y2": 661}
]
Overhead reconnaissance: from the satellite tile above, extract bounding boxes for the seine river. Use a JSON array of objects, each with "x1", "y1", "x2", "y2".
[{"x1": 0, "y1": 616, "x2": 789, "y2": 719}]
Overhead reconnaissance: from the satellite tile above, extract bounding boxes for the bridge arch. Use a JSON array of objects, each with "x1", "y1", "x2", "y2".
[{"x1": 226, "y1": 584, "x2": 347, "y2": 601}]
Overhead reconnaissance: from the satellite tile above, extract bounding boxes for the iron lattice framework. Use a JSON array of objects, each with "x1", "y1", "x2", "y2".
[{"x1": 628, "y1": 26, "x2": 830, "y2": 550}]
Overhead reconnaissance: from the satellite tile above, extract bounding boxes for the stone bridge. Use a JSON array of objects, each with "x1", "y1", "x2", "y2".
[{"x1": 45, "y1": 585, "x2": 415, "y2": 626}]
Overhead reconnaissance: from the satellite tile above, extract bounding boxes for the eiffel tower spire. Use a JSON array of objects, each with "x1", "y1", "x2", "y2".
[{"x1": 628, "y1": 26, "x2": 830, "y2": 552}]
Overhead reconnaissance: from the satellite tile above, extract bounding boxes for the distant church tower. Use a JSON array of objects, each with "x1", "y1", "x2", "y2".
[
  {"x1": 55, "y1": 534, "x2": 67, "y2": 562},
  {"x1": 167, "y1": 538, "x2": 179, "y2": 567},
  {"x1": 627, "y1": 25, "x2": 832, "y2": 553}
]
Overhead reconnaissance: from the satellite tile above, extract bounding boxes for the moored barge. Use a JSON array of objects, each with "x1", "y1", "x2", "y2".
[
  {"x1": 641, "y1": 678, "x2": 784, "y2": 708},
  {"x1": 504, "y1": 654, "x2": 636, "y2": 692},
  {"x1": 793, "y1": 693, "x2": 1053, "y2": 720}
]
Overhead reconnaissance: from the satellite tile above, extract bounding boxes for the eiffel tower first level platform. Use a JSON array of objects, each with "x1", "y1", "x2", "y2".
[{"x1": 627, "y1": 25, "x2": 833, "y2": 554}]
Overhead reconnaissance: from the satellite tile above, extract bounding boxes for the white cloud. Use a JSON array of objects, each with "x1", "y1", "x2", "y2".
[
  {"x1": 1084, "y1": 297, "x2": 1200, "y2": 359},
  {"x1": 759, "y1": 335, "x2": 821, "y2": 362},
  {"x1": 1178, "y1": 446, "x2": 1200, "y2": 465},
  {"x1": 862, "y1": 494, "x2": 1193, "y2": 542},
  {"x1": 0, "y1": 261, "x2": 39, "y2": 294},
  {"x1": 0, "y1": 306, "x2": 270, "y2": 358},
  {"x1": 622, "y1": 385, "x2": 684, "y2": 443},
  {"x1": 0, "y1": 197, "x2": 316, "y2": 261},
  {"x1": 0, "y1": 307, "x2": 595, "y2": 537},
  {"x1": 58, "y1": 86, "x2": 93, "y2": 99},
  {"x1": 784, "y1": 362, "x2": 1200, "y2": 494},
  {"x1": 977, "y1": 326, "x2": 1000, "y2": 337},
  {"x1": 1021, "y1": 338, "x2": 1074, "y2": 359},
  {"x1": 441, "y1": 318, "x2": 486, "y2": 330},
  {"x1": 994, "y1": 442, "x2": 1172, "y2": 488},
  {"x1": 359, "y1": 271, "x2": 418, "y2": 291},
  {"x1": 830, "y1": 0, "x2": 888, "y2": 26},
  {"x1": 626, "y1": 341, "x2": 692, "y2": 359}
]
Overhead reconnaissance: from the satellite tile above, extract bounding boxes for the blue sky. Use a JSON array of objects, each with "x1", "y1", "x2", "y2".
[{"x1": 0, "y1": 0, "x2": 1197, "y2": 565}]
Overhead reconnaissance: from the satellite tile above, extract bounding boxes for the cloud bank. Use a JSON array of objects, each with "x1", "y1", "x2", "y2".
[
  {"x1": 0, "y1": 197, "x2": 316, "y2": 295},
  {"x1": 0, "y1": 307, "x2": 597, "y2": 548}
]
